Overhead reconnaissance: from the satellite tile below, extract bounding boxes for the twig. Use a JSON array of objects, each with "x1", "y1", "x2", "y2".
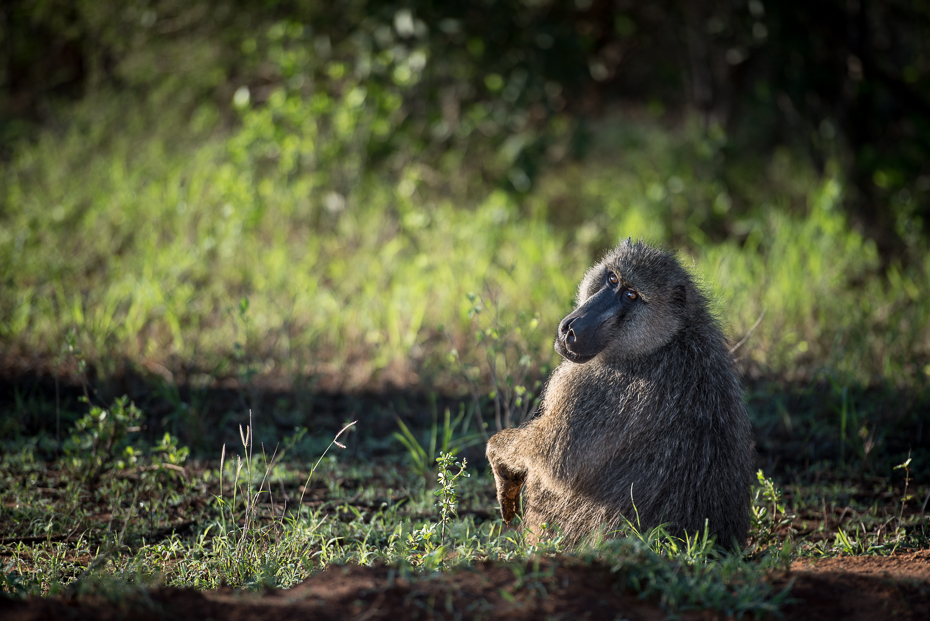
[
  {"x1": 0, "y1": 528, "x2": 82, "y2": 545},
  {"x1": 441, "y1": 328, "x2": 490, "y2": 442},
  {"x1": 730, "y1": 310, "x2": 766, "y2": 355}
]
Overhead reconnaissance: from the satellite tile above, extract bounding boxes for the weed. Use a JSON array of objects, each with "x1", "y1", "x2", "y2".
[
  {"x1": 3, "y1": 92, "x2": 928, "y2": 391},
  {"x1": 573, "y1": 536, "x2": 792, "y2": 618},
  {"x1": 153, "y1": 375, "x2": 212, "y2": 451},
  {"x1": 434, "y1": 452, "x2": 469, "y2": 548},
  {"x1": 393, "y1": 406, "x2": 481, "y2": 484},
  {"x1": 449, "y1": 291, "x2": 545, "y2": 437},
  {"x1": 894, "y1": 454, "x2": 913, "y2": 526},
  {"x1": 404, "y1": 523, "x2": 442, "y2": 568},
  {"x1": 748, "y1": 470, "x2": 796, "y2": 553},
  {"x1": 296, "y1": 420, "x2": 358, "y2": 505},
  {"x1": 206, "y1": 415, "x2": 360, "y2": 588},
  {"x1": 54, "y1": 329, "x2": 88, "y2": 443},
  {"x1": 62, "y1": 396, "x2": 144, "y2": 483},
  {"x1": 830, "y1": 379, "x2": 871, "y2": 466},
  {"x1": 0, "y1": 568, "x2": 28, "y2": 598}
]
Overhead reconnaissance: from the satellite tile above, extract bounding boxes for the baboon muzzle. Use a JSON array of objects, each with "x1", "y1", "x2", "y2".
[{"x1": 555, "y1": 285, "x2": 631, "y2": 363}]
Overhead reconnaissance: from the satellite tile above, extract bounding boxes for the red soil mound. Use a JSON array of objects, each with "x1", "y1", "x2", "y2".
[{"x1": 2, "y1": 550, "x2": 928, "y2": 620}]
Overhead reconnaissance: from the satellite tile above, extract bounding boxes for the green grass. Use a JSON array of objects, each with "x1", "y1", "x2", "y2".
[
  {"x1": 0, "y1": 400, "x2": 925, "y2": 617},
  {"x1": 1, "y1": 82, "x2": 928, "y2": 392}
]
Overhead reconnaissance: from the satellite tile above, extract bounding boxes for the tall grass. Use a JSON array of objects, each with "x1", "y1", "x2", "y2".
[{"x1": 1, "y1": 90, "x2": 927, "y2": 390}]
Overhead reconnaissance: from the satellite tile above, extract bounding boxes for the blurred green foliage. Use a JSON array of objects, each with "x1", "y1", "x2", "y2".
[
  {"x1": 3, "y1": 0, "x2": 929, "y2": 243},
  {"x1": 0, "y1": 0, "x2": 927, "y2": 390}
]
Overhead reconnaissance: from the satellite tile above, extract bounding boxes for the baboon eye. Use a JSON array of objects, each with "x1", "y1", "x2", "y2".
[
  {"x1": 624, "y1": 289, "x2": 638, "y2": 300},
  {"x1": 607, "y1": 272, "x2": 619, "y2": 286}
]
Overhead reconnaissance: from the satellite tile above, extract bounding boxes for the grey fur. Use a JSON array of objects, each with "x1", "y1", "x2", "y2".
[{"x1": 486, "y1": 240, "x2": 754, "y2": 549}]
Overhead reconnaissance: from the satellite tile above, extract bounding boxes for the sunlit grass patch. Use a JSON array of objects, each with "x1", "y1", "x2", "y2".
[{"x1": 2, "y1": 97, "x2": 928, "y2": 391}]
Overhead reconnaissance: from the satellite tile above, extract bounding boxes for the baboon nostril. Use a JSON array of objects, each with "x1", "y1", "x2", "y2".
[{"x1": 566, "y1": 330, "x2": 575, "y2": 345}]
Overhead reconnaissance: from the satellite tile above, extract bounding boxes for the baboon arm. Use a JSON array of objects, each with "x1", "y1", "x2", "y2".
[{"x1": 486, "y1": 428, "x2": 530, "y2": 524}]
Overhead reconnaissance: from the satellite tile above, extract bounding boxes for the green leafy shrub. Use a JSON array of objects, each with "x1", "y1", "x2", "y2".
[{"x1": 63, "y1": 396, "x2": 144, "y2": 480}]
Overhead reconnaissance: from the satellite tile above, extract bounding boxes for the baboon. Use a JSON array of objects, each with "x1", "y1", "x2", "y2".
[{"x1": 486, "y1": 239, "x2": 754, "y2": 549}]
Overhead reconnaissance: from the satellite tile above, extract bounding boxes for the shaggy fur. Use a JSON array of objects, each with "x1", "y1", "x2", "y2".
[{"x1": 486, "y1": 240, "x2": 754, "y2": 549}]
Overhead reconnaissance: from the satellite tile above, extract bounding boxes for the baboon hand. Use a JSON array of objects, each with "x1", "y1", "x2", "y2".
[
  {"x1": 486, "y1": 428, "x2": 528, "y2": 524},
  {"x1": 496, "y1": 475, "x2": 524, "y2": 524},
  {"x1": 491, "y1": 464, "x2": 525, "y2": 524}
]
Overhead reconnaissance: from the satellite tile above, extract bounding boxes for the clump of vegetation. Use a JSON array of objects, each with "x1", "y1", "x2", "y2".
[
  {"x1": 393, "y1": 405, "x2": 481, "y2": 484},
  {"x1": 748, "y1": 470, "x2": 795, "y2": 554},
  {"x1": 1, "y1": 8, "x2": 928, "y2": 392},
  {"x1": 435, "y1": 452, "x2": 468, "y2": 547},
  {"x1": 2, "y1": 386, "x2": 927, "y2": 617}
]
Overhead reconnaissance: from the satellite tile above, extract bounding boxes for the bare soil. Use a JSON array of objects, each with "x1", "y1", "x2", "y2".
[{"x1": 3, "y1": 549, "x2": 928, "y2": 621}]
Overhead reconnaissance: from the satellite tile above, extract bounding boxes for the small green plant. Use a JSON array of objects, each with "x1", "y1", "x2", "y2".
[
  {"x1": 748, "y1": 470, "x2": 795, "y2": 553},
  {"x1": 889, "y1": 454, "x2": 915, "y2": 553},
  {"x1": 54, "y1": 328, "x2": 89, "y2": 443},
  {"x1": 575, "y1": 536, "x2": 792, "y2": 618},
  {"x1": 61, "y1": 394, "x2": 191, "y2": 487},
  {"x1": 833, "y1": 526, "x2": 867, "y2": 555},
  {"x1": 0, "y1": 568, "x2": 28, "y2": 598},
  {"x1": 211, "y1": 410, "x2": 288, "y2": 586},
  {"x1": 612, "y1": 504, "x2": 719, "y2": 562},
  {"x1": 469, "y1": 292, "x2": 543, "y2": 434},
  {"x1": 296, "y1": 420, "x2": 358, "y2": 507},
  {"x1": 435, "y1": 452, "x2": 469, "y2": 547},
  {"x1": 393, "y1": 406, "x2": 481, "y2": 485},
  {"x1": 829, "y1": 379, "x2": 877, "y2": 468},
  {"x1": 62, "y1": 396, "x2": 143, "y2": 483},
  {"x1": 404, "y1": 523, "x2": 441, "y2": 567},
  {"x1": 233, "y1": 298, "x2": 255, "y2": 384},
  {"x1": 210, "y1": 415, "x2": 358, "y2": 588},
  {"x1": 62, "y1": 328, "x2": 90, "y2": 401},
  {"x1": 401, "y1": 452, "x2": 469, "y2": 568},
  {"x1": 152, "y1": 374, "x2": 212, "y2": 451},
  {"x1": 894, "y1": 454, "x2": 913, "y2": 524},
  {"x1": 444, "y1": 291, "x2": 545, "y2": 440}
]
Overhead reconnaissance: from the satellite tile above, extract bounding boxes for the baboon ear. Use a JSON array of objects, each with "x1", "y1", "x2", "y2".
[{"x1": 673, "y1": 284, "x2": 687, "y2": 308}]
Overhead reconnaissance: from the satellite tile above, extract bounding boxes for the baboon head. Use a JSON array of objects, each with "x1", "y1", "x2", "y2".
[{"x1": 555, "y1": 239, "x2": 694, "y2": 364}]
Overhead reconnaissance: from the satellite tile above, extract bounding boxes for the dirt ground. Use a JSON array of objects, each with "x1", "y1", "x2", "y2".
[{"x1": 2, "y1": 549, "x2": 928, "y2": 621}]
